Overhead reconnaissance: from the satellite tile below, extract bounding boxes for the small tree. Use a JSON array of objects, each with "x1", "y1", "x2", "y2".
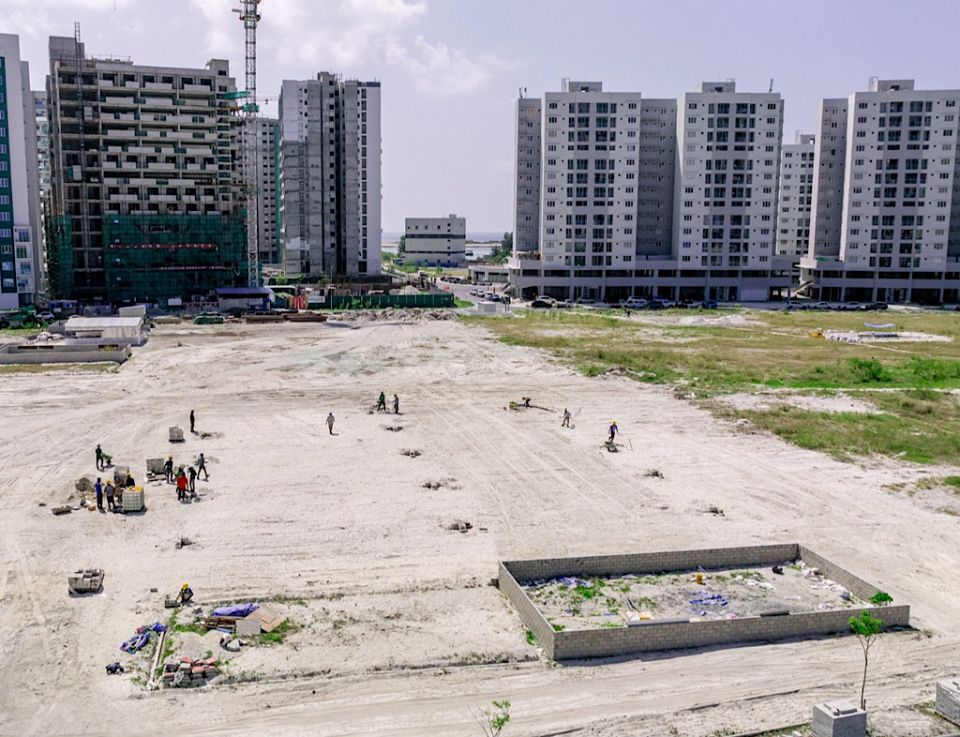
[
  {"x1": 849, "y1": 609, "x2": 885, "y2": 710},
  {"x1": 476, "y1": 699, "x2": 510, "y2": 737}
]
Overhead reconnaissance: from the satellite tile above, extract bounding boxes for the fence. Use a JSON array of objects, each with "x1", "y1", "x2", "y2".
[{"x1": 316, "y1": 293, "x2": 455, "y2": 310}]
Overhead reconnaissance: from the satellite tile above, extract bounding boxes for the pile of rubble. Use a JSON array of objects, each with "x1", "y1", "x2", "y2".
[
  {"x1": 162, "y1": 656, "x2": 219, "y2": 688},
  {"x1": 335, "y1": 308, "x2": 457, "y2": 323}
]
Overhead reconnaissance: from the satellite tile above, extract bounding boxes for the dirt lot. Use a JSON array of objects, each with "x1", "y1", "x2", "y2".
[
  {"x1": 1, "y1": 318, "x2": 959, "y2": 736},
  {"x1": 524, "y1": 563, "x2": 867, "y2": 631}
]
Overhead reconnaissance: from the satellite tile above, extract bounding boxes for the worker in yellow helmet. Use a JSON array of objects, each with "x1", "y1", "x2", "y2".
[{"x1": 177, "y1": 582, "x2": 194, "y2": 606}]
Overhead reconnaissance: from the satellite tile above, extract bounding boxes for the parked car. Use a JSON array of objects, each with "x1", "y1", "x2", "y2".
[
  {"x1": 623, "y1": 297, "x2": 648, "y2": 309},
  {"x1": 651, "y1": 297, "x2": 675, "y2": 309},
  {"x1": 701, "y1": 299, "x2": 719, "y2": 309},
  {"x1": 840, "y1": 301, "x2": 863, "y2": 311},
  {"x1": 865, "y1": 301, "x2": 889, "y2": 311},
  {"x1": 530, "y1": 298, "x2": 555, "y2": 309},
  {"x1": 555, "y1": 299, "x2": 573, "y2": 309},
  {"x1": 488, "y1": 293, "x2": 502, "y2": 302},
  {"x1": 811, "y1": 301, "x2": 831, "y2": 310},
  {"x1": 37, "y1": 311, "x2": 55, "y2": 322},
  {"x1": 576, "y1": 297, "x2": 596, "y2": 305}
]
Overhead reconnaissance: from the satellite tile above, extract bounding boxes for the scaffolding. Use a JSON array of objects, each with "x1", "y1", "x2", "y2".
[{"x1": 102, "y1": 214, "x2": 246, "y2": 304}]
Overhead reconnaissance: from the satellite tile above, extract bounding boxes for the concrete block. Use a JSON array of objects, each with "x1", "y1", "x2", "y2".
[
  {"x1": 936, "y1": 678, "x2": 960, "y2": 725},
  {"x1": 169, "y1": 426, "x2": 184, "y2": 443},
  {"x1": 812, "y1": 700, "x2": 867, "y2": 737},
  {"x1": 236, "y1": 618, "x2": 262, "y2": 636}
]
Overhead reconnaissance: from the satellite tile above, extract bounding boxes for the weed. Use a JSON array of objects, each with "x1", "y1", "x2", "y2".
[
  {"x1": 259, "y1": 619, "x2": 295, "y2": 646},
  {"x1": 525, "y1": 629, "x2": 538, "y2": 646},
  {"x1": 551, "y1": 622, "x2": 565, "y2": 632},
  {"x1": 634, "y1": 596, "x2": 658, "y2": 610}
]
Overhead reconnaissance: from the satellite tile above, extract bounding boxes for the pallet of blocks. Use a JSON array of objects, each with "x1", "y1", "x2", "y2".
[
  {"x1": 122, "y1": 486, "x2": 145, "y2": 512},
  {"x1": 162, "y1": 657, "x2": 220, "y2": 688}
]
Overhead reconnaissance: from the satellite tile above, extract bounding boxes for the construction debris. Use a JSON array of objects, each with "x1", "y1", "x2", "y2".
[
  {"x1": 644, "y1": 469, "x2": 664, "y2": 478},
  {"x1": 400, "y1": 448, "x2": 422, "y2": 458},
  {"x1": 163, "y1": 656, "x2": 220, "y2": 688},
  {"x1": 120, "y1": 622, "x2": 166, "y2": 653},
  {"x1": 169, "y1": 426, "x2": 185, "y2": 443},
  {"x1": 384, "y1": 425, "x2": 403, "y2": 432},
  {"x1": 68, "y1": 568, "x2": 104, "y2": 595},
  {"x1": 445, "y1": 519, "x2": 473, "y2": 533},
  {"x1": 51, "y1": 505, "x2": 73, "y2": 516},
  {"x1": 175, "y1": 537, "x2": 194, "y2": 549},
  {"x1": 334, "y1": 308, "x2": 457, "y2": 323}
]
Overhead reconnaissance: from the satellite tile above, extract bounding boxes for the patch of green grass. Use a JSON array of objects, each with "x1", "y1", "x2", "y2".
[
  {"x1": 173, "y1": 622, "x2": 207, "y2": 635},
  {"x1": 525, "y1": 629, "x2": 538, "y2": 646},
  {"x1": 454, "y1": 298, "x2": 474, "y2": 308},
  {"x1": 633, "y1": 596, "x2": 658, "y2": 610},
  {"x1": 551, "y1": 622, "x2": 565, "y2": 632},
  {"x1": 469, "y1": 309, "x2": 960, "y2": 465},
  {"x1": 0, "y1": 362, "x2": 119, "y2": 375},
  {"x1": 259, "y1": 618, "x2": 295, "y2": 646}
]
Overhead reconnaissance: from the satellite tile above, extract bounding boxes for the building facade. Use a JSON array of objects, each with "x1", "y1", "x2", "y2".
[
  {"x1": 45, "y1": 35, "x2": 246, "y2": 305},
  {"x1": 404, "y1": 214, "x2": 465, "y2": 266},
  {"x1": 34, "y1": 90, "x2": 51, "y2": 298},
  {"x1": 0, "y1": 34, "x2": 43, "y2": 308},
  {"x1": 508, "y1": 79, "x2": 791, "y2": 302},
  {"x1": 279, "y1": 72, "x2": 381, "y2": 279},
  {"x1": 247, "y1": 116, "x2": 280, "y2": 266},
  {"x1": 801, "y1": 79, "x2": 960, "y2": 303},
  {"x1": 776, "y1": 132, "x2": 815, "y2": 260}
]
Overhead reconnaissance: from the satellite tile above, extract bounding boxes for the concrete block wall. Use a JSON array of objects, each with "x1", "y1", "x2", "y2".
[
  {"x1": 0, "y1": 344, "x2": 131, "y2": 364},
  {"x1": 503, "y1": 543, "x2": 800, "y2": 583},
  {"x1": 798, "y1": 545, "x2": 880, "y2": 600},
  {"x1": 500, "y1": 544, "x2": 910, "y2": 661},
  {"x1": 497, "y1": 562, "x2": 554, "y2": 653}
]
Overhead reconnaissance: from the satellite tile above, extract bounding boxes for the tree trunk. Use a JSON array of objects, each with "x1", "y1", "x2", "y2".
[{"x1": 860, "y1": 651, "x2": 869, "y2": 710}]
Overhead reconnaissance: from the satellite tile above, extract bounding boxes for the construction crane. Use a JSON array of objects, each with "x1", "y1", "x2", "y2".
[{"x1": 233, "y1": 0, "x2": 260, "y2": 288}]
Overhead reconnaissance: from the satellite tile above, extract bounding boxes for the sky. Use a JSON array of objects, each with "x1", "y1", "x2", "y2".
[{"x1": 1, "y1": 0, "x2": 959, "y2": 233}]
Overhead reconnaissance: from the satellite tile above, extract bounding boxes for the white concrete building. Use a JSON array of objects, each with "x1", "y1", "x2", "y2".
[
  {"x1": 802, "y1": 79, "x2": 960, "y2": 303},
  {"x1": 777, "y1": 133, "x2": 815, "y2": 259},
  {"x1": 508, "y1": 79, "x2": 792, "y2": 302},
  {"x1": 279, "y1": 72, "x2": 381, "y2": 278},
  {"x1": 0, "y1": 34, "x2": 42, "y2": 308},
  {"x1": 404, "y1": 214, "x2": 466, "y2": 266},
  {"x1": 248, "y1": 117, "x2": 280, "y2": 266},
  {"x1": 673, "y1": 81, "x2": 789, "y2": 301}
]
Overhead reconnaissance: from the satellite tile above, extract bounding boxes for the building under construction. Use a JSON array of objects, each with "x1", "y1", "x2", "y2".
[{"x1": 45, "y1": 34, "x2": 247, "y2": 305}]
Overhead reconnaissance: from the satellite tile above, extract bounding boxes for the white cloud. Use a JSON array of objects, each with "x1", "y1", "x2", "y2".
[
  {"x1": 385, "y1": 35, "x2": 508, "y2": 94},
  {"x1": 0, "y1": 0, "x2": 133, "y2": 37}
]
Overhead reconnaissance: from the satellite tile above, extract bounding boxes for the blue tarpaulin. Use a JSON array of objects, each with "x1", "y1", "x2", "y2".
[
  {"x1": 211, "y1": 603, "x2": 258, "y2": 618},
  {"x1": 119, "y1": 622, "x2": 167, "y2": 653}
]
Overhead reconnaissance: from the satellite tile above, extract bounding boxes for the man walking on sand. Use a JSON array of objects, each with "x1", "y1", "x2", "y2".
[
  {"x1": 196, "y1": 453, "x2": 209, "y2": 481},
  {"x1": 562, "y1": 408, "x2": 571, "y2": 428},
  {"x1": 608, "y1": 421, "x2": 619, "y2": 443},
  {"x1": 326, "y1": 412, "x2": 336, "y2": 435},
  {"x1": 189, "y1": 409, "x2": 195, "y2": 434},
  {"x1": 105, "y1": 479, "x2": 116, "y2": 512},
  {"x1": 95, "y1": 444, "x2": 103, "y2": 471},
  {"x1": 376, "y1": 392, "x2": 386, "y2": 412},
  {"x1": 393, "y1": 394, "x2": 399, "y2": 414},
  {"x1": 94, "y1": 478, "x2": 103, "y2": 511}
]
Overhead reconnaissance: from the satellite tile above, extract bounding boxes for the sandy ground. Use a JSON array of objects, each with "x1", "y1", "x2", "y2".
[
  {"x1": 717, "y1": 391, "x2": 882, "y2": 414},
  {"x1": 1, "y1": 318, "x2": 959, "y2": 736}
]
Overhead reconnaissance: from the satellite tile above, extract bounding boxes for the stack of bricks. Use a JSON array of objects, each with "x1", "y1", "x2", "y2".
[
  {"x1": 162, "y1": 657, "x2": 220, "y2": 688},
  {"x1": 811, "y1": 700, "x2": 866, "y2": 737},
  {"x1": 935, "y1": 678, "x2": 960, "y2": 724}
]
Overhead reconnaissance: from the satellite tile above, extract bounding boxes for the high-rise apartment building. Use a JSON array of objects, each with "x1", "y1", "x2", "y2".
[
  {"x1": 45, "y1": 35, "x2": 246, "y2": 304},
  {"x1": 0, "y1": 34, "x2": 42, "y2": 308},
  {"x1": 508, "y1": 79, "x2": 791, "y2": 302},
  {"x1": 776, "y1": 132, "x2": 815, "y2": 259},
  {"x1": 673, "y1": 81, "x2": 788, "y2": 300},
  {"x1": 279, "y1": 72, "x2": 381, "y2": 278},
  {"x1": 246, "y1": 116, "x2": 280, "y2": 266},
  {"x1": 802, "y1": 79, "x2": 960, "y2": 303}
]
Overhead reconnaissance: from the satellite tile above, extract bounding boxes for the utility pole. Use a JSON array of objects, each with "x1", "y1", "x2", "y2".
[{"x1": 234, "y1": 0, "x2": 260, "y2": 288}]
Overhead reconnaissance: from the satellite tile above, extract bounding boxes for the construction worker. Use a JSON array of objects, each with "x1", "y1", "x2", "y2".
[
  {"x1": 105, "y1": 480, "x2": 116, "y2": 512},
  {"x1": 393, "y1": 394, "x2": 399, "y2": 414},
  {"x1": 196, "y1": 453, "x2": 209, "y2": 481},
  {"x1": 176, "y1": 470, "x2": 188, "y2": 501},
  {"x1": 522, "y1": 397, "x2": 531, "y2": 408},
  {"x1": 94, "y1": 478, "x2": 104, "y2": 511},
  {"x1": 608, "y1": 421, "x2": 619, "y2": 443},
  {"x1": 189, "y1": 409, "x2": 196, "y2": 434},
  {"x1": 188, "y1": 466, "x2": 197, "y2": 496},
  {"x1": 376, "y1": 392, "x2": 387, "y2": 412},
  {"x1": 177, "y1": 583, "x2": 194, "y2": 606},
  {"x1": 562, "y1": 408, "x2": 571, "y2": 428},
  {"x1": 326, "y1": 412, "x2": 336, "y2": 435},
  {"x1": 163, "y1": 456, "x2": 174, "y2": 484},
  {"x1": 95, "y1": 444, "x2": 104, "y2": 471}
]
